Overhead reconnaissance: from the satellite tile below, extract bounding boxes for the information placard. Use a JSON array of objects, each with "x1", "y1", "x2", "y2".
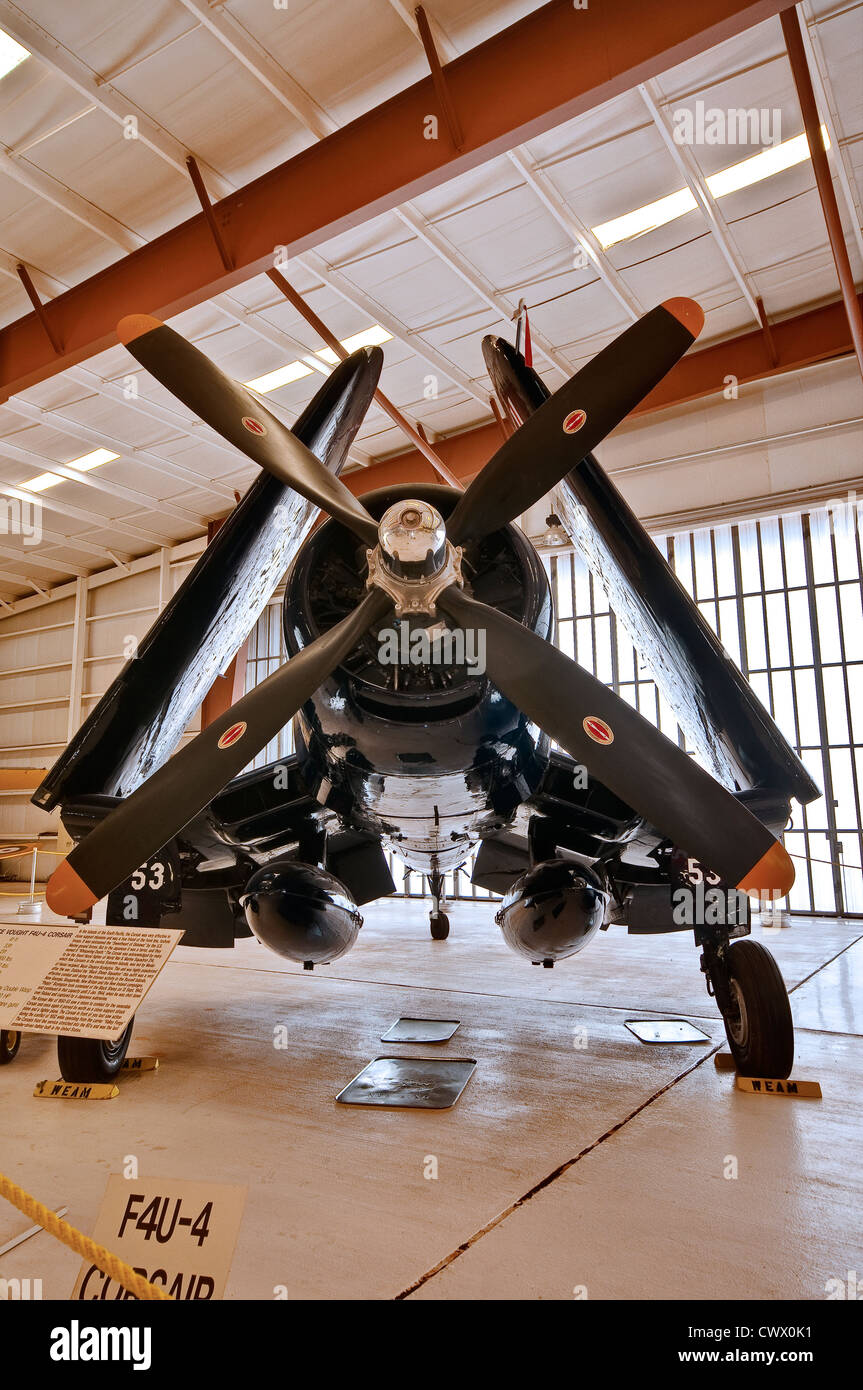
[
  {"x1": 0, "y1": 923, "x2": 182, "y2": 1040},
  {"x1": 71, "y1": 1175, "x2": 247, "y2": 1301}
]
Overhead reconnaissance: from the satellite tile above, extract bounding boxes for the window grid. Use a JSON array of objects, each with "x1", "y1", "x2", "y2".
[
  {"x1": 385, "y1": 850, "x2": 498, "y2": 904},
  {"x1": 243, "y1": 600, "x2": 294, "y2": 769},
  {"x1": 548, "y1": 506, "x2": 863, "y2": 918}
]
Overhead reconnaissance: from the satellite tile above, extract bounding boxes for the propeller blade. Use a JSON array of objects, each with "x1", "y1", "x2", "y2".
[
  {"x1": 46, "y1": 590, "x2": 393, "y2": 918},
  {"x1": 118, "y1": 315, "x2": 379, "y2": 546},
  {"x1": 438, "y1": 587, "x2": 794, "y2": 896},
  {"x1": 448, "y1": 298, "x2": 704, "y2": 545}
]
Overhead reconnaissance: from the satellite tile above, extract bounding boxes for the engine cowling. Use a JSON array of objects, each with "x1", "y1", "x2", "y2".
[
  {"x1": 496, "y1": 859, "x2": 609, "y2": 966},
  {"x1": 240, "y1": 862, "x2": 362, "y2": 967}
]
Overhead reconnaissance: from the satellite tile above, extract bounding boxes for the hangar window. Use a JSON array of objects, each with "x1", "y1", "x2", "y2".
[
  {"x1": 546, "y1": 504, "x2": 863, "y2": 918},
  {"x1": 243, "y1": 598, "x2": 295, "y2": 769}
]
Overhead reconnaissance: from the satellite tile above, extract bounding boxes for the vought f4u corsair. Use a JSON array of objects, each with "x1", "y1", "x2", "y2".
[{"x1": 38, "y1": 297, "x2": 818, "y2": 1085}]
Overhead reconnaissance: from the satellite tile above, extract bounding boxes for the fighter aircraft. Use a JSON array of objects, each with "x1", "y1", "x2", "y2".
[{"x1": 36, "y1": 297, "x2": 818, "y2": 1085}]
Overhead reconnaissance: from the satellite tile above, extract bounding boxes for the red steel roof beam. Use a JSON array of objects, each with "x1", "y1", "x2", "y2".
[
  {"x1": 415, "y1": 4, "x2": 464, "y2": 152},
  {"x1": 780, "y1": 6, "x2": 863, "y2": 380},
  {"x1": 347, "y1": 297, "x2": 859, "y2": 494},
  {"x1": 266, "y1": 268, "x2": 462, "y2": 487},
  {"x1": 0, "y1": 0, "x2": 792, "y2": 401}
]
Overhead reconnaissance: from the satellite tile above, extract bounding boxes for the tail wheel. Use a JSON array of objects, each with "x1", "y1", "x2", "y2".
[
  {"x1": 0, "y1": 1030, "x2": 21, "y2": 1065},
  {"x1": 57, "y1": 1018, "x2": 134, "y2": 1083},
  {"x1": 722, "y1": 940, "x2": 794, "y2": 1078},
  {"x1": 430, "y1": 912, "x2": 450, "y2": 940}
]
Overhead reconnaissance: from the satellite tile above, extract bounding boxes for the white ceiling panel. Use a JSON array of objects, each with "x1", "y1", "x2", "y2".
[{"x1": 0, "y1": 0, "x2": 859, "y2": 599}]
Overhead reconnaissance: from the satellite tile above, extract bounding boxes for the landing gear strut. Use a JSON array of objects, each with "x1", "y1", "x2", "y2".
[
  {"x1": 701, "y1": 934, "x2": 794, "y2": 1078},
  {"x1": 428, "y1": 870, "x2": 450, "y2": 941}
]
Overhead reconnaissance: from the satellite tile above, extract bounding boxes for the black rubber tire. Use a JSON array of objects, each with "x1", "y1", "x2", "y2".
[
  {"x1": 0, "y1": 1029, "x2": 21, "y2": 1065},
  {"x1": 57, "y1": 1019, "x2": 134, "y2": 1083},
  {"x1": 722, "y1": 940, "x2": 794, "y2": 1078},
  {"x1": 430, "y1": 912, "x2": 450, "y2": 940}
]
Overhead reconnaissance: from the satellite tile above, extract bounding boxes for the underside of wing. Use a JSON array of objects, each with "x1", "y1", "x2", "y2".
[
  {"x1": 32, "y1": 348, "x2": 381, "y2": 811},
  {"x1": 482, "y1": 334, "x2": 819, "y2": 807}
]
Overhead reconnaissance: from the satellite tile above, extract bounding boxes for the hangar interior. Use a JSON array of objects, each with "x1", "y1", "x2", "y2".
[{"x1": 0, "y1": 0, "x2": 861, "y2": 1301}]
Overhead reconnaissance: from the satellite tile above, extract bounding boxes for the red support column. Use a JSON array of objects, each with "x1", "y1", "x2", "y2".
[{"x1": 780, "y1": 6, "x2": 863, "y2": 380}]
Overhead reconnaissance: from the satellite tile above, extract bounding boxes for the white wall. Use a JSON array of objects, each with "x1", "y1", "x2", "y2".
[
  {"x1": 598, "y1": 356, "x2": 863, "y2": 529},
  {"x1": 0, "y1": 536, "x2": 205, "y2": 881}
]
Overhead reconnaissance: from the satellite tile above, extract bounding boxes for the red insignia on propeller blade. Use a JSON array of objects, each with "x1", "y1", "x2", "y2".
[
  {"x1": 242, "y1": 416, "x2": 267, "y2": 436},
  {"x1": 562, "y1": 409, "x2": 587, "y2": 435},
  {"x1": 583, "y1": 715, "x2": 614, "y2": 745},
  {"x1": 217, "y1": 721, "x2": 247, "y2": 750}
]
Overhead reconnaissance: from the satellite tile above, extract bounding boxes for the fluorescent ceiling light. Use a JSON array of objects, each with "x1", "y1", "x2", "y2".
[
  {"x1": 591, "y1": 127, "x2": 831, "y2": 250},
  {"x1": 315, "y1": 324, "x2": 394, "y2": 366},
  {"x1": 0, "y1": 30, "x2": 28, "y2": 79},
  {"x1": 69, "y1": 448, "x2": 119, "y2": 472},
  {"x1": 592, "y1": 188, "x2": 698, "y2": 250},
  {"x1": 244, "y1": 360, "x2": 313, "y2": 393},
  {"x1": 22, "y1": 448, "x2": 119, "y2": 492},
  {"x1": 706, "y1": 127, "x2": 829, "y2": 199},
  {"x1": 21, "y1": 473, "x2": 63, "y2": 493},
  {"x1": 245, "y1": 325, "x2": 394, "y2": 392}
]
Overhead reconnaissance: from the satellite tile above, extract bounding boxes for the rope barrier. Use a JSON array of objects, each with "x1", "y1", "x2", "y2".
[{"x1": 0, "y1": 1171, "x2": 173, "y2": 1300}]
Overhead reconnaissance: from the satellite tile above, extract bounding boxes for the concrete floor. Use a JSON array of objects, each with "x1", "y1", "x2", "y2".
[{"x1": 1, "y1": 891, "x2": 861, "y2": 1300}]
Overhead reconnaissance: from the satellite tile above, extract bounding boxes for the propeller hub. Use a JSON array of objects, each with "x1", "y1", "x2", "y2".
[
  {"x1": 368, "y1": 499, "x2": 463, "y2": 617},
  {"x1": 378, "y1": 499, "x2": 447, "y2": 578}
]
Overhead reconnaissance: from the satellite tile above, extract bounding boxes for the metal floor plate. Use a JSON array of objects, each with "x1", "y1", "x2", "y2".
[
  {"x1": 380, "y1": 1017, "x2": 460, "y2": 1043},
  {"x1": 336, "y1": 1056, "x2": 477, "y2": 1109},
  {"x1": 624, "y1": 1019, "x2": 711, "y2": 1044}
]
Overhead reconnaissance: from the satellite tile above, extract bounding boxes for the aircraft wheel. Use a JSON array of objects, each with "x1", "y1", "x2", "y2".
[
  {"x1": 721, "y1": 940, "x2": 793, "y2": 1078},
  {"x1": 0, "y1": 1029, "x2": 21, "y2": 1065},
  {"x1": 429, "y1": 912, "x2": 450, "y2": 940},
  {"x1": 57, "y1": 1018, "x2": 134, "y2": 1083}
]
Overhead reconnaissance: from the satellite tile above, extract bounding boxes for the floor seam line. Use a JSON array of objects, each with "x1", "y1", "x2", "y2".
[
  {"x1": 393, "y1": 1041, "x2": 721, "y2": 1301},
  {"x1": 167, "y1": 953, "x2": 859, "y2": 1019},
  {"x1": 788, "y1": 932, "x2": 863, "y2": 994}
]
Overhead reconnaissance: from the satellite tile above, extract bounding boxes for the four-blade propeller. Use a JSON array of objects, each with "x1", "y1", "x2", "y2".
[
  {"x1": 447, "y1": 298, "x2": 703, "y2": 545},
  {"x1": 117, "y1": 315, "x2": 380, "y2": 547},
  {"x1": 46, "y1": 296, "x2": 794, "y2": 917}
]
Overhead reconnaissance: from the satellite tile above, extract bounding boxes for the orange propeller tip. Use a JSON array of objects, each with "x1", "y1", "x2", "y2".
[
  {"x1": 117, "y1": 313, "x2": 163, "y2": 345},
  {"x1": 46, "y1": 859, "x2": 98, "y2": 918},
  {"x1": 736, "y1": 841, "x2": 795, "y2": 897},
  {"x1": 661, "y1": 297, "x2": 705, "y2": 340}
]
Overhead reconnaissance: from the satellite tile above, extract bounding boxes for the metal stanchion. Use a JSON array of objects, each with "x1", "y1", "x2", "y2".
[{"x1": 16, "y1": 846, "x2": 41, "y2": 917}]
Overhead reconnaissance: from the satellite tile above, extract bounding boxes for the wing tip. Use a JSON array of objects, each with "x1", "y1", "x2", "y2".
[
  {"x1": 736, "y1": 840, "x2": 795, "y2": 897},
  {"x1": 117, "y1": 313, "x2": 163, "y2": 345},
  {"x1": 46, "y1": 859, "x2": 98, "y2": 917},
  {"x1": 660, "y1": 296, "x2": 705, "y2": 340}
]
